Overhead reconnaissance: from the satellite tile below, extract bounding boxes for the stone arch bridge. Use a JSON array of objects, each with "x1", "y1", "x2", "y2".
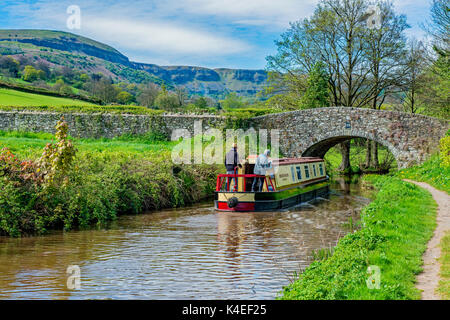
[{"x1": 250, "y1": 107, "x2": 448, "y2": 169}]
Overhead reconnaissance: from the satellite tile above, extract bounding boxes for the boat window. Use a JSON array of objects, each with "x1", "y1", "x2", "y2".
[
  {"x1": 313, "y1": 165, "x2": 317, "y2": 176},
  {"x1": 304, "y1": 165, "x2": 310, "y2": 178},
  {"x1": 296, "y1": 166, "x2": 302, "y2": 180},
  {"x1": 319, "y1": 163, "x2": 324, "y2": 176},
  {"x1": 291, "y1": 166, "x2": 296, "y2": 181}
]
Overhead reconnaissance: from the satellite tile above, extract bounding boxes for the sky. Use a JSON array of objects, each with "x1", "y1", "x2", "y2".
[{"x1": 0, "y1": 0, "x2": 433, "y2": 69}]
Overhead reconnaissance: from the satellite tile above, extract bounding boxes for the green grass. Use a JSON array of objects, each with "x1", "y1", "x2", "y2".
[
  {"x1": 0, "y1": 88, "x2": 96, "y2": 107},
  {"x1": 0, "y1": 130, "x2": 176, "y2": 159},
  {"x1": 438, "y1": 231, "x2": 450, "y2": 299},
  {"x1": 396, "y1": 154, "x2": 450, "y2": 193},
  {"x1": 280, "y1": 174, "x2": 437, "y2": 300}
]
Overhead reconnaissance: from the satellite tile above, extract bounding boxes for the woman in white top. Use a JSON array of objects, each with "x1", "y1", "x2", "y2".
[{"x1": 252, "y1": 149, "x2": 272, "y2": 192}]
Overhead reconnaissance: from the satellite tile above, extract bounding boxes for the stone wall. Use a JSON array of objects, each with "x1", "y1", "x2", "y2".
[{"x1": 0, "y1": 111, "x2": 226, "y2": 139}]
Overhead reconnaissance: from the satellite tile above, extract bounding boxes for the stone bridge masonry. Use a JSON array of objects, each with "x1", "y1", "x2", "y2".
[
  {"x1": 0, "y1": 107, "x2": 448, "y2": 168},
  {"x1": 251, "y1": 107, "x2": 449, "y2": 168}
]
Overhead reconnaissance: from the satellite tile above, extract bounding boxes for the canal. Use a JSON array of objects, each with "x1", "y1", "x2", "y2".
[{"x1": 0, "y1": 178, "x2": 373, "y2": 299}]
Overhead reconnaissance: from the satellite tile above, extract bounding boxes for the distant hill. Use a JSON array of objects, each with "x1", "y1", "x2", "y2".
[{"x1": 0, "y1": 29, "x2": 268, "y2": 98}]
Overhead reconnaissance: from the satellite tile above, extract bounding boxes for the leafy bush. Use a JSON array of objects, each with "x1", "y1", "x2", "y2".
[
  {"x1": 224, "y1": 107, "x2": 278, "y2": 129},
  {"x1": 440, "y1": 136, "x2": 450, "y2": 168}
]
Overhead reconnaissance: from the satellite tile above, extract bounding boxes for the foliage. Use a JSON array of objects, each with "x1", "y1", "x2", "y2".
[
  {"x1": 0, "y1": 56, "x2": 19, "y2": 77},
  {"x1": 220, "y1": 92, "x2": 247, "y2": 110},
  {"x1": 116, "y1": 91, "x2": 134, "y2": 104},
  {"x1": 440, "y1": 136, "x2": 450, "y2": 168},
  {"x1": 300, "y1": 62, "x2": 330, "y2": 109},
  {"x1": 22, "y1": 65, "x2": 46, "y2": 82},
  {"x1": 36, "y1": 119, "x2": 77, "y2": 187},
  {"x1": 224, "y1": 107, "x2": 278, "y2": 129},
  {"x1": 0, "y1": 127, "x2": 221, "y2": 236},
  {"x1": 281, "y1": 175, "x2": 437, "y2": 300},
  {"x1": 154, "y1": 90, "x2": 180, "y2": 111},
  {"x1": 261, "y1": 71, "x2": 306, "y2": 110}
]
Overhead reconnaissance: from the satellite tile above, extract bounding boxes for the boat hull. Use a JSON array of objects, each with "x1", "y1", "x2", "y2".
[{"x1": 215, "y1": 180, "x2": 330, "y2": 212}]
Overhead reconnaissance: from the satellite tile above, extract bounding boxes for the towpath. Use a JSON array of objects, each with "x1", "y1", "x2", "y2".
[{"x1": 404, "y1": 180, "x2": 450, "y2": 300}]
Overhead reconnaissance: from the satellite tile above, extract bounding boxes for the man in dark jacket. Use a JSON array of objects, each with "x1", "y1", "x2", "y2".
[{"x1": 224, "y1": 143, "x2": 241, "y2": 190}]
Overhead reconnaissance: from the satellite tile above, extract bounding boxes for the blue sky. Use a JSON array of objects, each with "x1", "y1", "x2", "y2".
[{"x1": 0, "y1": 0, "x2": 433, "y2": 69}]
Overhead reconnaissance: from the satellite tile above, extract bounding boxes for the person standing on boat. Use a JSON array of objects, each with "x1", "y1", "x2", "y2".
[
  {"x1": 252, "y1": 149, "x2": 272, "y2": 192},
  {"x1": 224, "y1": 143, "x2": 241, "y2": 190}
]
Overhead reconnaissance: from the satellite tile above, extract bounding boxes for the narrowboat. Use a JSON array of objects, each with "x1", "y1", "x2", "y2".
[{"x1": 215, "y1": 156, "x2": 330, "y2": 212}]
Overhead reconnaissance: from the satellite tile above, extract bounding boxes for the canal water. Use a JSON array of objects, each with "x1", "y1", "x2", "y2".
[{"x1": 0, "y1": 178, "x2": 372, "y2": 300}]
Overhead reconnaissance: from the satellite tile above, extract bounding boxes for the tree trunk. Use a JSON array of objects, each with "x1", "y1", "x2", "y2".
[
  {"x1": 338, "y1": 141, "x2": 351, "y2": 172},
  {"x1": 364, "y1": 138, "x2": 372, "y2": 168},
  {"x1": 371, "y1": 141, "x2": 379, "y2": 168}
]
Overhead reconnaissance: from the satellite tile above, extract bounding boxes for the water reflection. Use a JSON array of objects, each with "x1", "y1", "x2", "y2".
[{"x1": 0, "y1": 178, "x2": 372, "y2": 300}]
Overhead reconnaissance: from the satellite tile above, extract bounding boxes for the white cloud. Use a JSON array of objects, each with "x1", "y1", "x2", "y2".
[
  {"x1": 81, "y1": 17, "x2": 252, "y2": 56},
  {"x1": 165, "y1": 0, "x2": 319, "y2": 27}
]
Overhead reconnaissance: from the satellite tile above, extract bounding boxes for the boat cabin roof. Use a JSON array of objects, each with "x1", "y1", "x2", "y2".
[{"x1": 246, "y1": 155, "x2": 323, "y2": 165}]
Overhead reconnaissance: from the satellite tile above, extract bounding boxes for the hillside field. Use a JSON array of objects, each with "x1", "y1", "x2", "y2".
[{"x1": 0, "y1": 88, "x2": 96, "y2": 107}]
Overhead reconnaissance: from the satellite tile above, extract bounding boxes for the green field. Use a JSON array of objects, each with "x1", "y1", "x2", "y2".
[
  {"x1": 0, "y1": 88, "x2": 96, "y2": 107},
  {"x1": 0, "y1": 131, "x2": 175, "y2": 159}
]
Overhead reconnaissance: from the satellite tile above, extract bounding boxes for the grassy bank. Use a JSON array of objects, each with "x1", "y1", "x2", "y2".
[
  {"x1": 0, "y1": 127, "x2": 220, "y2": 236},
  {"x1": 438, "y1": 231, "x2": 450, "y2": 299},
  {"x1": 281, "y1": 174, "x2": 437, "y2": 299},
  {"x1": 397, "y1": 154, "x2": 450, "y2": 194}
]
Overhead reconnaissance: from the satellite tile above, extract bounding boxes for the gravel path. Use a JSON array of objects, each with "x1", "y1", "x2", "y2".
[{"x1": 404, "y1": 179, "x2": 450, "y2": 300}]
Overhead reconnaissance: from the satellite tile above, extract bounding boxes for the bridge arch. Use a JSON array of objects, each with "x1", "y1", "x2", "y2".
[
  {"x1": 301, "y1": 130, "x2": 400, "y2": 160},
  {"x1": 251, "y1": 107, "x2": 448, "y2": 169}
]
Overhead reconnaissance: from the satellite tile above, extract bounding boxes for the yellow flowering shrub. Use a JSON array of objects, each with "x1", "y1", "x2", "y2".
[{"x1": 440, "y1": 136, "x2": 450, "y2": 168}]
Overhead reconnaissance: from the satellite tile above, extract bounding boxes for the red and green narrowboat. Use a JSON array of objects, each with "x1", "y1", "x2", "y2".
[{"x1": 215, "y1": 156, "x2": 330, "y2": 212}]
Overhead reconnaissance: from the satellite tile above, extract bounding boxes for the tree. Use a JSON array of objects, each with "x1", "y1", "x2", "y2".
[
  {"x1": 363, "y1": 1, "x2": 409, "y2": 168},
  {"x1": 0, "y1": 56, "x2": 20, "y2": 77},
  {"x1": 175, "y1": 86, "x2": 188, "y2": 107},
  {"x1": 419, "y1": 0, "x2": 450, "y2": 119},
  {"x1": 262, "y1": 72, "x2": 307, "y2": 110},
  {"x1": 137, "y1": 83, "x2": 160, "y2": 107},
  {"x1": 424, "y1": 0, "x2": 449, "y2": 55},
  {"x1": 300, "y1": 62, "x2": 330, "y2": 108},
  {"x1": 22, "y1": 65, "x2": 45, "y2": 82},
  {"x1": 194, "y1": 96, "x2": 209, "y2": 109},
  {"x1": 403, "y1": 39, "x2": 428, "y2": 114},
  {"x1": 117, "y1": 91, "x2": 134, "y2": 104},
  {"x1": 267, "y1": 0, "x2": 372, "y2": 171},
  {"x1": 220, "y1": 92, "x2": 246, "y2": 110},
  {"x1": 59, "y1": 85, "x2": 74, "y2": 96},
  {"x1": 36, "y1": 61, "x2": 51, "y2": 79},
  {"x1": 267, "y1": 0, "x2": 410, "y2": 171},
  {"x1": 155, "y1": 91, "x2": 179, "y2": 111}
]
